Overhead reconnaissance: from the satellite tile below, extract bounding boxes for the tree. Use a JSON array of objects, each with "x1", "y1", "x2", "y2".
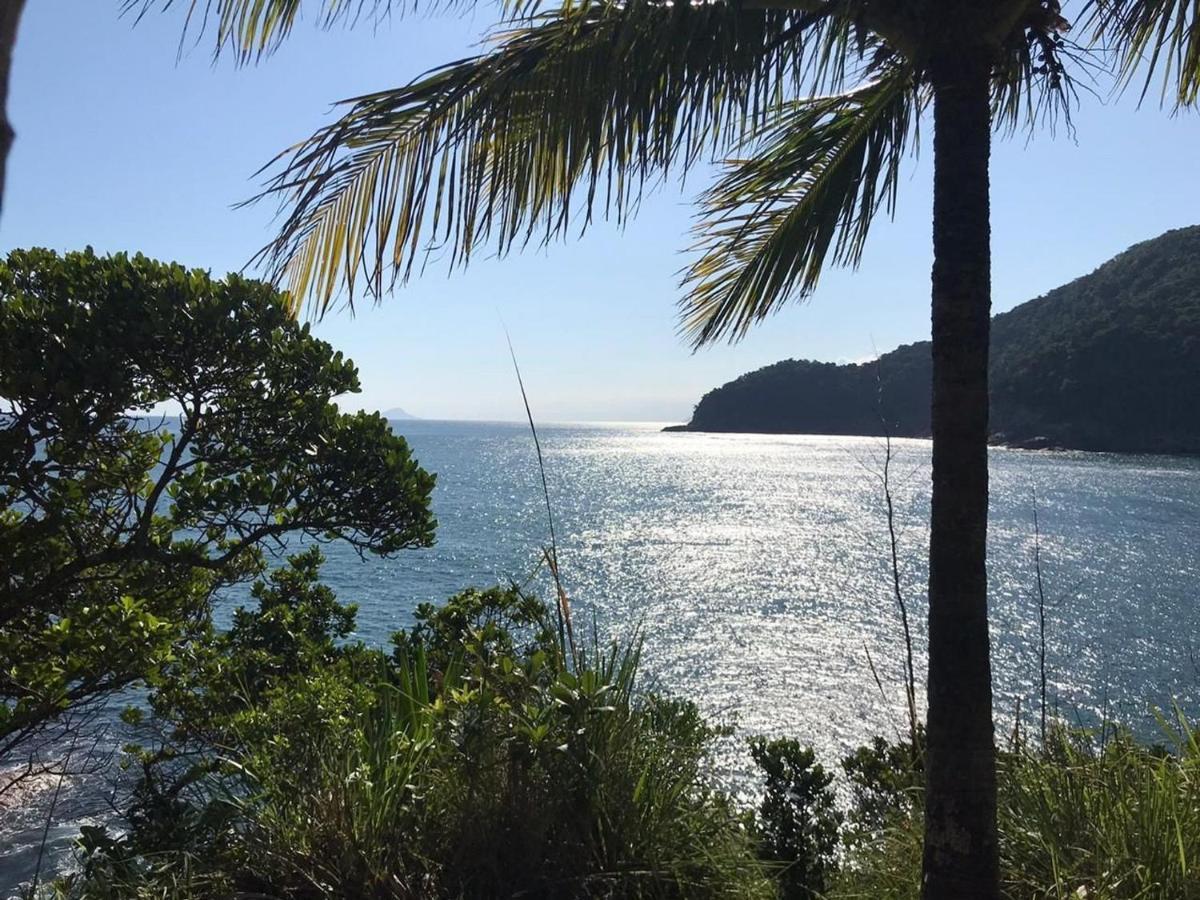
[
  {"x1": 141, "y1": 2, "x2": 1081, "y2": 896},
  {"x1": 0, "y1": 247, "x2": 436, "y2": 774}
]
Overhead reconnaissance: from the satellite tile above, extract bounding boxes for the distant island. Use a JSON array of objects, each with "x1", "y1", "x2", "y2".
[
  {"x1": 382, "y1": 407, "x2": 418, "y2": 420},
  {"x1": 667, "y1": 226, "x2": 1200, "y2": 453}
]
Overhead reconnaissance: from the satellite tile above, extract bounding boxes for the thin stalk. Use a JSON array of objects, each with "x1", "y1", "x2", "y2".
[
  {"x1": 1032, "y1": 489, "x2": 1048, "y2": 747},
  {"x1": 884, "y1": 429, "x2": 919, "y2": 750},
  {"x1": 864, "y1": 640, "x2": 889, "y2": 703},
  {"x1": 504, "y1": 329, "x2": 578, "y2": 668},
  {"x1": 875, "y1": 358, "x2": 919, "y2": 749}
]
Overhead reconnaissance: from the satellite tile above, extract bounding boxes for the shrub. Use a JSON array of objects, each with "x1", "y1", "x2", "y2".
[
  {"x1": 391, "y1": 584, "x2": 558, "y2": 675},
  {"x1": 62, "y1": 579, "x2": 772, "y2": 900},
  {"x1": 840, "y1": 729, "x2": 924, "y2": 838},
  {"x1": 749, "y1": 737, "x2": 841, "y2": 898}
]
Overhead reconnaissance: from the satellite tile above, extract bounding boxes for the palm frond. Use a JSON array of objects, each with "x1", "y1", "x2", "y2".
[
  {"x1": 680, "y1": 66, "x2": 918, "y2": 347},
  {"x1": 249, "y1": 0, "x2": 869, "y2": 315},
  {"x1": 127, "y1": 0, "x2": 405, "y2": 64},
  {"x1": 1087, "y1": 0, "x2": 1200, "y2": 106}
]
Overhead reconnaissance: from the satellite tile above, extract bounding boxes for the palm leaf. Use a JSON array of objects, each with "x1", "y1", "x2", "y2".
[
  {"x1": 128, "y1": 0, "x2": 405, "y2": 63},
  {"x1": 248, "y1": 0, "x2": 867, "y2": 314},
  {"x1": 680, "y1": 66, "x2": 918, "y2": 347},
  {"x1": 1088, "y1": 0, "x2": 1200, "y2": 106}
]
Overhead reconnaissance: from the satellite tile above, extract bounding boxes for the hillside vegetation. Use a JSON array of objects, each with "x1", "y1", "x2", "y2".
[{"x1": 680, "y1": 227, "x2": 1200, "y2": 452}]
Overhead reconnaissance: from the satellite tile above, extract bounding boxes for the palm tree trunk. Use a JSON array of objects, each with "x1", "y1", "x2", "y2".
[
  {"x1": 0, "y1": 0, "x2": 25, "y2": 220},
  {"x1": 921, "y1": 50, "x2": 999, "y2": 900}
]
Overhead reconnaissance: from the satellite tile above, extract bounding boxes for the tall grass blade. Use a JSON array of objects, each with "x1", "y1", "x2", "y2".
[{"x1": 503, "y1": 327, "x2": 578, "y2": 668}]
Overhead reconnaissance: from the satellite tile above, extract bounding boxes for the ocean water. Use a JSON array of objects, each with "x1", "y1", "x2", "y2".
[
  {"x1": 4, "y1": 419, "x2": 1200, "y2": 891},
  {"x1": 346, "y1": 420, "x2": 1200, "y2": 762}
]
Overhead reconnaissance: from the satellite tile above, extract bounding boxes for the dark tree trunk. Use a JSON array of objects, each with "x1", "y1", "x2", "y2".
[
  {"x1": 0, "y1": 0, "x2": 25, "y2": 220},
  {"x1": 921, "y1": 51, "x2": 999, "y2": 900}
]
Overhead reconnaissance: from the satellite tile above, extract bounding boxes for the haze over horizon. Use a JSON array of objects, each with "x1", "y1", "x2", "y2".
[{"x1": 4, "y1": 4, "x2": 1200, "y2": 421}]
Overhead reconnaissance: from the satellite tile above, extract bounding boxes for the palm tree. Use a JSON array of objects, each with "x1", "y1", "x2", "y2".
[{"x1": 146, "y1": 1, "x2": 1080, "y2": 896}]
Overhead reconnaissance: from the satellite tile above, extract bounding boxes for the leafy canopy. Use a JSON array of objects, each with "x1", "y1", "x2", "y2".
[{"x1": 0, "y1": 247, "x2": 436, "y2": 757}]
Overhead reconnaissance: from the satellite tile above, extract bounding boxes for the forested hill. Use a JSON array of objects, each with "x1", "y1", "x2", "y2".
[{"x1": 675, "y1": 226, "x2": 1200, "y2": 452}]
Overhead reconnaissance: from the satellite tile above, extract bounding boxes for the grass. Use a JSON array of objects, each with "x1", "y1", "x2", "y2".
[
  {"x1": 235, "y1": 636, "x2": 772, "y2": 898},
  {"x1": 831, "y1": 713, "x2": 1200, "y2": 900},
  {"x1": 999, "y1": 713, "x2": 1200, "y2": 900}
]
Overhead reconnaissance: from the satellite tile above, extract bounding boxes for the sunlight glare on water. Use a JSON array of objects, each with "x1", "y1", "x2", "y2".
[{"x1": 314, "y1": 420, "x2": 1200, "y2": 784}]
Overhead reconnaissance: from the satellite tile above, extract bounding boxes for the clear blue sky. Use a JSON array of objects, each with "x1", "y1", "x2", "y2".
[{"x1": 4, "y1": 4, "x2": 1199, "y2": 421}]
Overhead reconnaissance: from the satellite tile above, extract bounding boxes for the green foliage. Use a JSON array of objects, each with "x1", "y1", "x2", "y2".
[
  {"x1": 391, "y1": 583, "x2": 557, "y2": 675},
  {"x1": 744, "y1": 729, "x2": 922, "y2": 899},
  {"x1": 127, "y1": 1, "x2": 404, "y2": 66},
  {"x1": 68, "y1": 554, "x2": 387, "y2": 890},
  {"x1": 684, "y1": 353, "x2": 930, "y2": 438},
  {"x1": 840, "y1": 729, "x2": 924, "y2": 838},
  {"x1": 1086, "y1": 0, "x2": 1200, "y2": 107},
  {"x1": 828, "y1": 732, "x2": 926, "y2": 899},
  {"x1": 998, "y1": 717, "x2": 1200, "y2": 900},
  {"x1": 987, "y1": 225, "x2": 1200, "y2": 452},
  {"x1": 749, "y1": 737, "x2": 841, "y2": 899},
  {"x1": 683, "y1": 226, "x2": 1200, "y2": 452},
  {"x1": 252, "y1": 0, "x2": 849, "y2": 313},
  {"x1": 63, "y1": 582, "x2": 771, "y2": 899},
  {"x1": 143, "y1": 547, "x2": 377, "y2": 754},
  {"x1": 682, "y1": 71, "x2": 919, "y2": 347},
  {"x1": 59, "y1": 563, "x2": 1200, "y2": 900},
  {"x1": 0, "y1": 247, "x2": 436, "y2": 756},
  {"x1": 830, "y1": 718, "x2": 1200, "y2": 900}
]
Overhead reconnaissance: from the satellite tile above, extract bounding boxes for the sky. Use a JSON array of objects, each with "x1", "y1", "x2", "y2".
[{"x1": 3, "y1": 4, "x2": 1199, "y2": 422}]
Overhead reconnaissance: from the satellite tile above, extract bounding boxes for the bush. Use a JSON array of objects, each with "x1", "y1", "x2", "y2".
[
  {"x1": 840, "y1": 730, "x2": 924, "y2": 839},
  {"x1": 749, "y1": 737, "x2": 841, "y2": 898},
  {"x1": 62, "y1": 576, "x2": 772, "y2": 900},
  {"x1": 59, "y1": 565, "x2": 1200, "y2": 900}
]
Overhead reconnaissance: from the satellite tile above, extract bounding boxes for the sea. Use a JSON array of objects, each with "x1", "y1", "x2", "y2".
[{"x1": 3, "y1": 419, "x2": 1199, "y2": 892}]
